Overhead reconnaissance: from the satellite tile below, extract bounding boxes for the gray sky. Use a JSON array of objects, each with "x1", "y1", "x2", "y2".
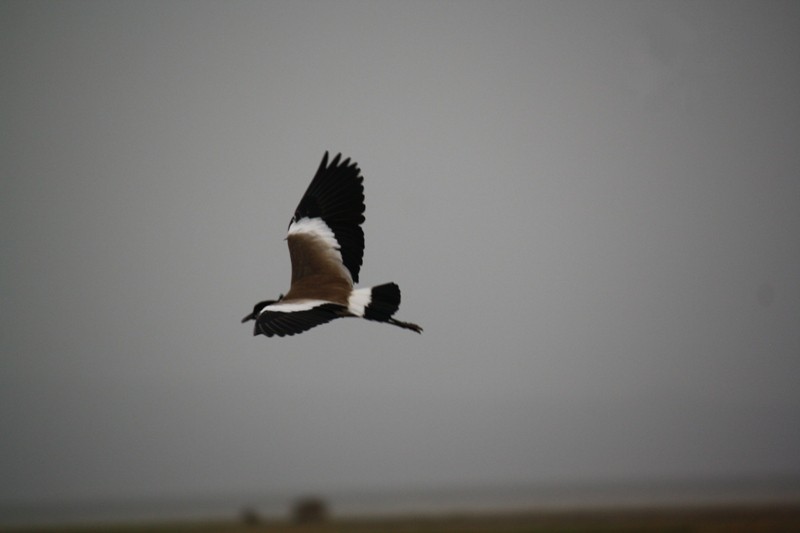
[{"x1": 2, "y1": 0, "x2": 800, "y2": 506}]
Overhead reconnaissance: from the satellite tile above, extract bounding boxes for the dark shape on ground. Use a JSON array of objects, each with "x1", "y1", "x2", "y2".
[
  {"x1": 292, "y1": 496, "x2": 329, "y2": 524},
  {"x1": 239, "y1": 505, "x2": 262, "y2": 526}
]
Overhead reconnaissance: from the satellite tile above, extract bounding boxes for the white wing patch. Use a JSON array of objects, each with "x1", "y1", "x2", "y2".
[
  {"x1": 347, "y1": 287, "x2": 372, "y2": 317},
  {"x1": 288, "y1": 217, "x2": 341, "y2": 254},
  {"x1": 259, "y1": 299, "x2": 336, "y2": 316}
]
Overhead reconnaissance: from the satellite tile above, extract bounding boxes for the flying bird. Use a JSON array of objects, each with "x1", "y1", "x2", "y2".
[{"x1": 242, "y1": 152, "x2": 423, "y2": 337}]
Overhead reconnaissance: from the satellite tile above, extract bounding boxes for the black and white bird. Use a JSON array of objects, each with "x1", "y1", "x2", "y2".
[{"x1": 242, "y1": 152, "x2": 422, "y2": 337}]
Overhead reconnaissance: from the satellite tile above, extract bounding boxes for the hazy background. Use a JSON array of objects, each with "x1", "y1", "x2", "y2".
[{"x1": 2, "y1": 0, "x2": 799, "y2": 515}]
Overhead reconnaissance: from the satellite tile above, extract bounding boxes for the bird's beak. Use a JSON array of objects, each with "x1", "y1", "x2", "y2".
[{"x1": 242, "y1": 312, "x2": 255, "y2": 323}]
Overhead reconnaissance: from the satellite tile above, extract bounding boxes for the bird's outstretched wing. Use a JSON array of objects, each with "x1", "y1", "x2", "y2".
[
  {"x1": 255, "y1": 301, "x2": 344, "y2": 337},
  {"x1": 287, "y1": 152, "x2": 365, "y2": 284}
]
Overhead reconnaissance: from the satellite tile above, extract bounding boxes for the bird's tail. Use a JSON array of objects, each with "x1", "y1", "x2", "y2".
[{"x1": 348, "y1": 282, "x2": 423, "y2": 334}]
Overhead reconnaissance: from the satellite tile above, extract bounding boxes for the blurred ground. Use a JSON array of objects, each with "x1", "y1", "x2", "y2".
[{"x1": 6, "y1": 504, "x2": 800, "y2": 533}]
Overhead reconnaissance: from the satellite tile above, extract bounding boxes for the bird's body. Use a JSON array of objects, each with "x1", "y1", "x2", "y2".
[{"x1": 242, "y1": 152, "x2": 422, "y2": 337}]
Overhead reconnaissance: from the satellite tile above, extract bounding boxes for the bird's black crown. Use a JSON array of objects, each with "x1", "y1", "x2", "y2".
[{"x1": 241, "y1": 299, "x2": 278, "y2": 323}]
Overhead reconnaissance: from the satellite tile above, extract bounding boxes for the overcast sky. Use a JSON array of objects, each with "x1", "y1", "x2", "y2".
[{"x1": 2, "y1": 0, "x2": 799, "y2": 507}]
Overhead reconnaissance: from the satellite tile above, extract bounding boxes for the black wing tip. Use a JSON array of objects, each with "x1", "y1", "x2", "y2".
[
  {"x1": 315, "y1": 151, "x2": 352, "y2": 177},
  {"x1": 320, "y1": 151, "x2": 360, "y2": 171}
]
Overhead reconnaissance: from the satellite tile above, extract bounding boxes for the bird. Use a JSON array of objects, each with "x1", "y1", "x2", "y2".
[{"x1": 242, "y1": 152, "x2": 423, "y2": 337}]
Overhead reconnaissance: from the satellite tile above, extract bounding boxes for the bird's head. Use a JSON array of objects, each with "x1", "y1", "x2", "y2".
[
  {"x1": 242, "y1": 299, "x2": 275, "y2": 324},
  {"x1": 241, "y1": 294, "x2": 284, "y2": 324}
]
